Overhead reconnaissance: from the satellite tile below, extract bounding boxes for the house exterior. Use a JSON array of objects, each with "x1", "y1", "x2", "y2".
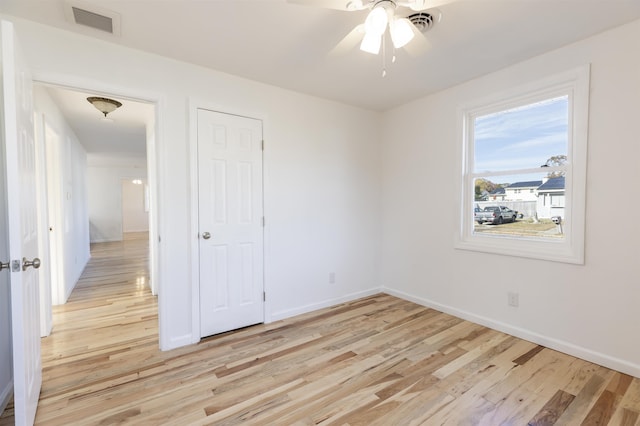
[
  {"x1": 488, "y1": 187, "x2": 506, "y2": 201},
  {"x1": 504, "y1": 180, "x2": 542, "y2": 201},
  {"x1": 536, "y1": 177, "x2": 565, "y2": 219},
  {"x1": 495, "y1": 177, "x2": 566, "y2": 219}
]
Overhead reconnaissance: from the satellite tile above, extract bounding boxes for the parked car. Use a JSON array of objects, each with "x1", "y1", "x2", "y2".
[{"x1": 475, "y1": 205, "x2": 518, "y2": 225}]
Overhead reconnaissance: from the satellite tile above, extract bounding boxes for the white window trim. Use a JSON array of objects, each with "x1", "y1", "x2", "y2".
[{"x1": 455, "y1": 65, "x2": 590, "y2": 264}]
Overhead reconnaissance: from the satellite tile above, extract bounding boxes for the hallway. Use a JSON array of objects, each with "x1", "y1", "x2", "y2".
[{"x1": 1, "y1": 232, "x2": 158, "y2": 425}]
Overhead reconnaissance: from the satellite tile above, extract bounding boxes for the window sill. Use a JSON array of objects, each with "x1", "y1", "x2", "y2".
[{"x1": 455, "y1": 233, "x2": 584, "y2": 264}]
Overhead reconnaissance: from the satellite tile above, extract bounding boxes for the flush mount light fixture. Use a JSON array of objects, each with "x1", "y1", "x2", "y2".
[{"x1": 87, "y1": 96, "x2": 122, "y2": 118}]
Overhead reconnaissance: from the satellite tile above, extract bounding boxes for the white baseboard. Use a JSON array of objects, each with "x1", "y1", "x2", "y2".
[
  {"x1": 383, "y1": 287, "x2": 640, "y2": 379},
  {"x1": 0, "y1": 379, "x2": 12, "y2": 415},
  {"x1": 90, "y1": 238, "x2": 122, "y2": 243},
  {"x1": 269, "y1": 288, "x2": 382, "y2": 323}
]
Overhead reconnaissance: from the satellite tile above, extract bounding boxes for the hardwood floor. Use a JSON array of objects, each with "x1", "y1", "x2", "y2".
[{"x1": 2, "y1": 233, "x2": 640, "y2": 425}]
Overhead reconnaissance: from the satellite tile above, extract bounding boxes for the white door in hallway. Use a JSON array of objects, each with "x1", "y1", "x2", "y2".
[
  {"x1": 1, "y1": 20, "x2": 42, "y2": 425},
  {"x1": 198, "y1": 109, "x2": 264, "y2": 337}
]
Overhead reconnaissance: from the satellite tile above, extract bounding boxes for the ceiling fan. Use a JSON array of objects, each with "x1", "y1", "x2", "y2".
[{"x1": 288, "y1": 0, "x2": 451, "y2": 57}]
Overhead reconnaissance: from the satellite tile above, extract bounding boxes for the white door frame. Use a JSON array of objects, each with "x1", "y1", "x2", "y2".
[
  {"x1": 188, "y1": 99, "x2": 269, "y2": 343},
  {"x1": 41, "y1": 121, "x2": 65, "y2": 307},
  {"x1": 31, "y1": 73, "x2": 166, "y2": 346},
  {"x1": 34, "y1": 112, "x2": 55, "y2": 335}
]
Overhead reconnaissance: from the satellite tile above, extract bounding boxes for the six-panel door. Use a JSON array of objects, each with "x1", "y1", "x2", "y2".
[{"x1": 197, "y1": 109, "x2": 264, "y2": 338}]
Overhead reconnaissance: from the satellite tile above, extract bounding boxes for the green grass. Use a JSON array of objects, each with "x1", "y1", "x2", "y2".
[{"x1": 474, "y1": 219, "x2": 563, "y2": 238}]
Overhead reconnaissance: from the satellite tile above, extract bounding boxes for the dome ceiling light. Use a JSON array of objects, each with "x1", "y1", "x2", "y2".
[{"x1": 87, "y1": 96, "x2": 122, "y2": 118}]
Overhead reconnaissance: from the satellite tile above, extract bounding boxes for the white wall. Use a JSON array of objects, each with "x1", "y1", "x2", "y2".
[
  {"x1": 381, "y1": 19, "x2": 640, "y2": 376},
  {"x1": 8, "y1": 17, "x2": 382, "y2": 349},
  {"x1": 33, "y1": 86, "x2": 90, "y2": 304},
  {"x1": 86, "y1": 155, "x2": 147, "y2": 242},
  {"x1": 122, "y1": 179, "x2": 148, "y2": 233},
  {"x1": 4, "y1": 11, "x2": 639, "y2": 380}
]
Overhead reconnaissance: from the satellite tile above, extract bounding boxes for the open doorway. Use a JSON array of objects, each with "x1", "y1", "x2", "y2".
[
  {"x1": 122, "y1": 177, "x2": 149, "y2": 236},
  {"x1": 33, "y1": 82, "x2": 160, "y2": 335}
]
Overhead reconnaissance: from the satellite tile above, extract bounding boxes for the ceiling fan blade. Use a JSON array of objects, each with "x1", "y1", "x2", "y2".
[
  {"x1": 403, "y1": 25, "x2": 431, "y2": 56},
  {"x1": 399, "y1": 0, "x2": 458, "y2": 11},
  {"x1": 329, "y1": 24, "x2": 366, "y2": 56},
  {"x1": 287, "y1": 0, "x2": 356, "y2": 11}
]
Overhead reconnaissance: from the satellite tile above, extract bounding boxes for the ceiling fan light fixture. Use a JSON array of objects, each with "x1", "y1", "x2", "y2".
[
  {"x1": 87, "y1": 96, "x2": 122, "y2": 118},
  {"x1": 364, "y1": 5, "x2": 388, "y2": 35},
  {"x1": 360, "y1": 31, "x2": 382, "y2": 54},
  {"x1": 390, "y1": 17, "x2": 415, "y2": 48}
]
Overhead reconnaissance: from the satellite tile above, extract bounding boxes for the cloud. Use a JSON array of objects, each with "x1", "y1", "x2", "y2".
[{"x1": 474, "y1": 96, "x2": 568, "y2": 171}]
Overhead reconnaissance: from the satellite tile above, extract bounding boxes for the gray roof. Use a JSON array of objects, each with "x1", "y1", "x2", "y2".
[
  {"x1": 538, "y1": 177, "x2": 565, "y2": 191},
  {"x1": 507, "y1": 180, "x2": 543, "y2": 189}
]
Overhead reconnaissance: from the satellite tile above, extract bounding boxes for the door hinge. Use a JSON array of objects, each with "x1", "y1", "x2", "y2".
[
  {"x1": 262, "y1": 217, "x2": 265, "y2": 227},
  {"x1": 263, "y1": 292, "x2": 266, "y2": 302},
  {"x1": 261, "y1": 140, "x2": 264, "y2": 151}
]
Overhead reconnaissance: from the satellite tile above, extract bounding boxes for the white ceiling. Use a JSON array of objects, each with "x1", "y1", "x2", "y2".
[
  {"x1": 42, "y1": 85, "x2": 153, "y2": 156},
  {"x1": 3, "y1": 0, "x2": 640, "y2": 154}
]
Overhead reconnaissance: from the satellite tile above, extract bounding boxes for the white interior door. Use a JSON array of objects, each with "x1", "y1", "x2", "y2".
[
  {"x1": 1, "y1": 20, "x2": 42, "y2": 425},
  {"x1": 198, "y1": 109, "x2": 264, "y2": 337}
]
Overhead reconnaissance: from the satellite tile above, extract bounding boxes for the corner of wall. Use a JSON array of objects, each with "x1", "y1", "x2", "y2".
[
  {"x1": 0, "y1": 378, "x2": 13, "y2": 415},
  {"x1": 270, "y1": 287, "x2": 382, "y2": 323},
  {"x1": 382, "y1": 287, "x2": 640, "y2": 379}
]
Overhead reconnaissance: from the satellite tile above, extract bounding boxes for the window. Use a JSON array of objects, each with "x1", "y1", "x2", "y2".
[{"x1": 456, "y1": 66, "x2": 590, "y2": 264}]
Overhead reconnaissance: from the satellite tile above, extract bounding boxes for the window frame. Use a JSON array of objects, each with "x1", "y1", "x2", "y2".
[{"x1": 455, "y1": 65, "x2": 590, "y2": 264}]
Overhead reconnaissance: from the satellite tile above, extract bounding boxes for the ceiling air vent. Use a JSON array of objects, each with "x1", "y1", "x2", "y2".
[
  {"x1": 72, "y1": 7, "x2": 113, "y2": 33},
  {"x1": 64, "y1": 1, "x2": 121, "y2": 36},
  {"x1": 407, "y1": 11, "x2": 440, "y2": 34}
]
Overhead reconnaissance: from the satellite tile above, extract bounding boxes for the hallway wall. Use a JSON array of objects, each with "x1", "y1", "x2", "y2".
[
  {"x1": 122, "y1": 179, "x2": 149, "y2": 233},
  {"x1": 34, "y1": 86, "x2": 90, "y2": 304},
  {"x1": 86, "y1": 155, "x2": 147, "y2": 242}
]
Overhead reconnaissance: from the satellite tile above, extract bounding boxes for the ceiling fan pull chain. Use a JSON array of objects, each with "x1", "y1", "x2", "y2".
[{"x1": 382, "y1": 35, "x2": 387, "y2": 77}]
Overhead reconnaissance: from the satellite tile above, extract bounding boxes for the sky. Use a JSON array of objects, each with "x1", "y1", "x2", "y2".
[{"x1": 474, "y1": 95, "x2": 568, "y2": 185}]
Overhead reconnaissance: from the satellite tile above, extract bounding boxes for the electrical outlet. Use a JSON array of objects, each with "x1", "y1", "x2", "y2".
[
  {"x1": 329, "y1": 272, "x2": 336, "y2": 284},
  {"x1": 508, "y1": 292, "x2": 519, "y2": 307}
]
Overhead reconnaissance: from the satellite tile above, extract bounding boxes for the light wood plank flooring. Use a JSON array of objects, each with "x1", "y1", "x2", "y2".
[{"x1": 2, "y1": 234, "x2": 640, "y2": 425}]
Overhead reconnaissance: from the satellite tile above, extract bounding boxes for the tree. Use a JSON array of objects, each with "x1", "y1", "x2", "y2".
[
  {"x1": 543, "y1": 155, "x2": 567, "y2": 178},
  {"x1": 474, "y1": 178, "x2": 501, "y2": 200}
]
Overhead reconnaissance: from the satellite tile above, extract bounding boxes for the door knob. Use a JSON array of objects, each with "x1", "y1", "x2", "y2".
[
  {"x1": 202, "y1": 232, "x2": 211, "y2": 240},
  {"x1": 0, "y1": 261, "x2": 8, "y2": 271},
  {"x1": 22, "y1": 257, "x2": 41, "y2": 271}
]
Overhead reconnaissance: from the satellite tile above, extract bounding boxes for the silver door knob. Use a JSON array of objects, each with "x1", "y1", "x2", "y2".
[
  {"x1": 202, "y1": 232, "x2": 211, "y2": 240},
  {"x1": 0, "y1": 261, "x2": 8, "y2": 271},
  {"x1": 22, "y1": 257, "x2": 41, "y2": 271}
]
